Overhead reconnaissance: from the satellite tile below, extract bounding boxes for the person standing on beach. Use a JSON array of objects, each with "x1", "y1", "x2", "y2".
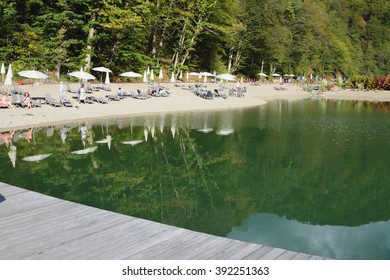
[
  {"x1": 78, "y1": 83, "x2": 86, "y2": 103},
  {"x1": 45, "y1": 69, "x2": 51, "y2": 83},
  {"x1": 59, "y1": 82, "x2": 65, "y2": 100}
]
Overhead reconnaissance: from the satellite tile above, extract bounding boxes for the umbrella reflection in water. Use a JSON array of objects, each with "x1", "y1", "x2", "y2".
[
  {"x1": 95, "y1": 135, "x2": 112, "y2": 149},
  {"x1": 71, "y1": 146, "x2": 98, "y2": 155},
  {"x1": 216, "y1": 128, "x2": 234, "y2": 136},
  {"x1": 121, "y1": 140, "x2": 143, "y2": 146},
  {"x1": 22, "y1": 153, "x2": 52, "y2": 162},
  {"x1": 8, "y1": 145, "x2": 17, "y2": 168}
]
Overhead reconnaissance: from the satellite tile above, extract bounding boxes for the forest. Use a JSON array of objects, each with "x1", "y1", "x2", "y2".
[{"x1": 0, "y1": 0, "x2": 389, "y2": 81}]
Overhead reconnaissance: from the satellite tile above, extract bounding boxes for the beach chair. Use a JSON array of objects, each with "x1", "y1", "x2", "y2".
[
  {"x1": 133, "y1": 89, "x2": 149, "y2": 100},
  {"x1": 105, "y1": 94, "x2": 120, "y2": 101},
  {"x1": 204, "y1": 90, "x2": 214, "y2": 100},
  {"x1": 236, "y1": 87, "x2": 245, "y2": 98},
  {"x1": 66, "y1": 82, "x2": 77, "y2": 93},
  {"x1": 12, "y1": 83, "x2": 24, "y2": 95},
  {"x1": 60, "y1": 98, "x2": 73, "y2": 107},
  {"x1": 87, "y1": 96, "x2": 108, "y2": 104},
  {"x1": 45, "y1": 94, "x2": 62, "y2": 107},
  {"x1": 102, "y1": 84, "x2": 112, "y2": 91},
  {"x1": 86, "y1": 82, "x2": 99, "y2": 92},
  {"x1": 11, "y1": 92, "x2": 25, "y2": 108}
]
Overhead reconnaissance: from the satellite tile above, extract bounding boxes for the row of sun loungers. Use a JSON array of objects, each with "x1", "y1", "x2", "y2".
[
  {"x1": 185, "y1": 84, "x2": 245, "y2": 99},
  {"x1": 1, "y1": 83, "x2": 172, "y2": 110}
]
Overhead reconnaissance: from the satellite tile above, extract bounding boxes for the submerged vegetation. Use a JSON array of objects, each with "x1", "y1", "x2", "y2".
[{"x1": 0, "y1": 0, "x2": 389, "y2": 79}]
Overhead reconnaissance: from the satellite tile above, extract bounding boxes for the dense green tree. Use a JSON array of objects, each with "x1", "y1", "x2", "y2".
[{"x1": 0, "y1": 0, "x2": 389, "y2": 78}]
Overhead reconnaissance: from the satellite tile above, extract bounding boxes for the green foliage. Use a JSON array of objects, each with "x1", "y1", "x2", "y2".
[{"x1": 0, "y1": 0, "x2": 389, "y2": 77}]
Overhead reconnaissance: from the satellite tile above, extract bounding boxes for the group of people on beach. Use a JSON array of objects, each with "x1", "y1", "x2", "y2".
[{"x1": 0, "y1": 91, "x2": 32, "y2": 109}]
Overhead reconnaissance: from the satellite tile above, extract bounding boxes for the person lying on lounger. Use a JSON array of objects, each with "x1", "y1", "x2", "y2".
[
  {"x1": 0, "y1": 92, "x2": 14, "y2": 109},
  {"x1": 23, "y1": 92, "x2": 32, "y2": 109}
]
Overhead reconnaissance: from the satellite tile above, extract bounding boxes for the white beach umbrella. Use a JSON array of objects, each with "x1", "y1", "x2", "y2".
[
  {"x1": 143, "y1": 70, "x2": 148, "y2": 83},
  {"x1": 150, "y1": 69, "x2": 154, "y2": 81},
  {"x1": 170, "y1": 72, "x2": 175, "y2": 83},
  {"x1": 92, "y1": 67, "x2": 112, "y2": 84},
  {"x1": 92, "y1": 66, "x2": 112, "y2": 73},
  {"x1": 17, "y1": 70, "x2": 48, "y2": 80},
  {"x1": 258, "y1": 73, "x2": 267, "y2": 77},
  {"x1": 68, "y1": 71, "x2": 96, "y2": 80},
  {"x1": 200, "y1": 71, "x2": 214, "y2": 83},
  {"x1": 272, "y1": 73, "x2": 281, "y2": 77},
  {"x1": 120, "y1": 71, "x2": 142, "y2": 78},
  {"x1": 1, "y1": 63, "x2": 5, "y2": 83},
  {"x1": 215, "y1": 73, "x2": 236, "y2": 81},
  {"x1": 105, "y1": 72, "x2": 110, "y2": 84},
  {"x1": 189, "y1": 72, "x2": 199, "y2": 76},
  {"x1": 146, "y1": 66, "x2": 150, "y2": 75},
  {"x1": 179, "y1": 71, "x2": 183, "y2": 80},
  {"x1": 200, "y1": 72, "x2": 214, "y2": 77},
  {"x1": 4, "y1": 64, "x2": 13, "y2": 87},
  {"x1": 158, "y1": 68, "x2": 163, "y2": 80}
]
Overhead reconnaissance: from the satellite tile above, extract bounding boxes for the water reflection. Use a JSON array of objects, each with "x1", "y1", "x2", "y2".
[
  {"x1": 228, "y1": 213, "x2": 390, "y2": 260},
  {"x1": 0, "y1": 99, "x2": 389, "y2": 259}
]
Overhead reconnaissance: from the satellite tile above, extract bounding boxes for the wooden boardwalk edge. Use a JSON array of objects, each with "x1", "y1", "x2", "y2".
[{"x1": 0, "y1": 183, "x2": 328, "y2": 260}]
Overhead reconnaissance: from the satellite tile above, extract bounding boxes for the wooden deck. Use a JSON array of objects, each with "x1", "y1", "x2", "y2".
[{"x1": 0, "y1": 183, "x2": 327, "y2": 260}]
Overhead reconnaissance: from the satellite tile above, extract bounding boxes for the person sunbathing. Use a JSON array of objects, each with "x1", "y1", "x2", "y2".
[
  {"x1": 0, "y1": 92, "x2": 15, "y2": 109},
  {"x1": 23, "y1": 92, "x2": 32, "y2": 109}
]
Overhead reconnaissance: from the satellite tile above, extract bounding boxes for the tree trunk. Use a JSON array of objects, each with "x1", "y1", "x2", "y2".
[
  {"x1": 228, "y1": 49, "x2": 233, "y2": 74},
  {"x1": 85, "y1": 12, "x2": 96, "y2": 72},
  {"x1": 172, "y1": 18, "x2": 188, "y2": 74},
  {"x1": 54, "y1": 25, "x2": 66, "y2": 80}
]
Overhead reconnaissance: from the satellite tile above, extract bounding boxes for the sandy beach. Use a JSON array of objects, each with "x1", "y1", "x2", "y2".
[{"x1": 0, "y1": 81, "x2": 389, "y2": 132}]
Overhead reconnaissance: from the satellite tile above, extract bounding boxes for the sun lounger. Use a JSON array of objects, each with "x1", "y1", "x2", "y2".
[
  {"x1": 60, "y1": 98, "x2": 73, "y2": 107},
  {"x1": 101, "y1": 84, "x2": 112, "y2": 91},
  {"x1": 12, "y1": 83, "x2": 24, "y2": 95},
  {"x1": 236, "y1": 87, "x2": 245, "y2": 97},
  {"x1": 87, "y1": 96, "x2": 108, "y2": 104},
  {"x1": 105, "y1": 94, "x2": 120, "y2": 101},
  {"x1": 86, "y1": 82, "x2": 100, "y2": 92},
  {"x1": 11, "y1": 92, "x2": 26, "y2": 108},
  {"x1": 133, "y1": 89, "x2": 149, "y2": 100},
  {"x1": 45, "y1": 94, "x2": 62, "y2": 107},
  {"x1": 66, "y1": 82, "x2": 77, "y2": 93}
]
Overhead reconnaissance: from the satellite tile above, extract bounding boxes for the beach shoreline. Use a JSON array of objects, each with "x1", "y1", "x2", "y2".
[{"x1": 0, "y1": 82, "x2": 389, "y2": 132}]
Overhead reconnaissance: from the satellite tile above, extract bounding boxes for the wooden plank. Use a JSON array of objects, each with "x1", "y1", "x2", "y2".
[
  {"x1": 242, "y1": 246, "x2": 274, "y2": 260},
  {"x1": 259, "y1": 248, "x2": 287, "y2": 260},
  {"x1": 0, "y1": 183, "x2": 329, "y2": 260},
  {"x1": 225, "y1": 243, "x2": 265, "y2": 260},
  {"x1": 275, "y1": 250, "x2": 299, "y2": 260}
]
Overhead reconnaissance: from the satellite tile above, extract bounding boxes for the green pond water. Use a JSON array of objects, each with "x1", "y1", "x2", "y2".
[{"x1": 0, "y1": 99, "x2": 389, "y2": 259}]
